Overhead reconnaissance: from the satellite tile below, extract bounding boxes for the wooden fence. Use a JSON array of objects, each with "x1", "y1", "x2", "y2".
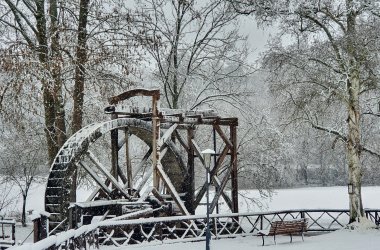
[{"x1": 9, "y1": 209, "x2": 380, "y2": 250}]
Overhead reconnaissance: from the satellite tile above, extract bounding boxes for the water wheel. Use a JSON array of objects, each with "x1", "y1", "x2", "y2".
[{"x1": 44, "y1": 117, "x2": 187, "y2": 232}]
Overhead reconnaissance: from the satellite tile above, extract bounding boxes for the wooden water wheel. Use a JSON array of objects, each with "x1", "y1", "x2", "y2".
[{"x1": 45, "y1": 118, "x2": 188, "y2": 232}]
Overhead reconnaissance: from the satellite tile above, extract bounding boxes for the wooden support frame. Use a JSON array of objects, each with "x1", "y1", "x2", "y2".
[{"x1": 106, "y1": 89, "x2": 239, "y2": 216}]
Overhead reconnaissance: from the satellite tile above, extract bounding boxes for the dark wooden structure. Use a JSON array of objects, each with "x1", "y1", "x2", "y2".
[
  {"x1": 16, "y1": 209, "x2": 380, "y2": 249},
  {"x1": 44, "y1": 89, "x2": 239, "y2": 233},
  {"x1": 0, "y1": 219, "x2": 15, "y2": 249}
]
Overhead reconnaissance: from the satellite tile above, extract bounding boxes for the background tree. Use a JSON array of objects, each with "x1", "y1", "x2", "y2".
[
  {"x1": 136, "y1": 0, "x2": 253, "y2": 110},
  {"x1": 232, "y1": 0, "x2": 380, "y2": 223},
  {"x1": 0, "y1": 126, "x2": 45, "y2": 226},
  {"x1": 0, "y1": 0, "x2": 142, "y2": 163}
]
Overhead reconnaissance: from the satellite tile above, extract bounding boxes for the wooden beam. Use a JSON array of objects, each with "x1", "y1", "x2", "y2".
[
  {"x1": 174, "y1": 130, "x2": 190, "y2": 153},
  {"x1": 210, "y1": 168, "x2": 232, "y2": 213},
  {"x1": 151, "y1": 187, "x2": 166, "y2": 203},
  {"x1": 108, "y1": 88, "x2": 160, "y2": 105},
  {"x1": 230, "y1": 124, "x2": 239, "y2": 213},
  {"x1": 134, "y1": 168, "x2": 153, "y2": 196},
  {"x1": 159, "y1": 147, "x2": 168, "y2": 162},
  {"x1": 78, "y1": 162, "x2": 112, "y2": 195},
  {"x1": 132, "y1": 148, "x2": 152, "y2": 180},
  {"x1": 159, "y1": 124, "x2": 178, "y2": 147},
  {"x1": 111, "y1": 114, "x2": 119, "y2": 179},
  {"x1": 213, "y1": 124, "x2": 233, "y2": 150},
  {"x1": 194, "y1": 145, "x2": 229, "y2": 207},
  {"x1": 125, "y1": 128, "x2": 133, "y2": 192},
  {"x1": 213, "y1": 176, "x2": 233, "y2": 211},
  {"x1": 152, "y1": 92, "x2": 160, "y2": 189},
  {"x1": 185, "y1": 128, "x2": 195, "y2": 214},
  {"x1": 191, "y1": 139, "x2": 205, "y2": 167},
  {"x1": 156, "y1": 164, "x2": 190, "y2": 216},
  {"x1": 87, "y1": 152, "x2": 131, "y2": 199}
]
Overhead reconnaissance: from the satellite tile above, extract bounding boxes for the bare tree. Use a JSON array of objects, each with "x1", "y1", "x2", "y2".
[
  {"x1": 233, "y1": 0, "x2": 380, "y2": 223},
  {"x1": 0, "y1": 129, "x2": 45, "y2": 226},
  {"x1": 136, "y1": 0, "x2": 253, "y2": 110}
]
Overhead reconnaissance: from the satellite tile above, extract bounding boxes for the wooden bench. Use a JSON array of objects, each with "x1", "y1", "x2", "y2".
[{"x1": 257, "y1": 218, "x2": 308, "y2": 246}]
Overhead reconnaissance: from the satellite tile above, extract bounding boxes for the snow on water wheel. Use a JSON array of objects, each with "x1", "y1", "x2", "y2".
[{"x1": 44, "y1": 118, "x2": 187, "y2": 233}]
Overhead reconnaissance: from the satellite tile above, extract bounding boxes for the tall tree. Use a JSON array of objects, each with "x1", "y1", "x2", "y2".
[
  {"x1": 0, "y1": 0, "x2": 140, "y2": 163},
  {"x1": 136, "y1": 0, "x2": 253, "y2": 110},
  {"x1": 233, "y1": 0, "x2": 380, "y2": 223}
]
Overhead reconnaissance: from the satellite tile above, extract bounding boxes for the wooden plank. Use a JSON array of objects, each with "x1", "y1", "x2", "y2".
[
  {"x1": 108, "y1": 89, "x2": 160, "y2": 105},
  {"x1": 156, "y1": 164, "x2": 190, "y2": 216},
  {"x1": 159, "y1": 124, "x2": 178, "y2": 147}
]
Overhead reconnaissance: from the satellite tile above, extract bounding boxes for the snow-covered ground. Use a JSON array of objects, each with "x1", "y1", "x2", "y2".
[
  {"x1": 103, "y1": 229, "x2": 380, "y2": 250},
  {"x1": 4, "y1": 185, "x2": 380, "y2": 248},
  {"x1": 20, "y1": 185, "x2": 380, "y2": 215}
]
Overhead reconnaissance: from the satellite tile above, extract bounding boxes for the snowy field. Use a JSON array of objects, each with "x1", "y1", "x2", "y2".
[
  {"x1": 13, "y1": 185, "x2": 380, "y2": 216},
  {"x1": 3, "y1": 185, "x2": 380, "y2": 248},
  {"x1": 102, "y1": 229, "x2": 380, "y2": 250}
]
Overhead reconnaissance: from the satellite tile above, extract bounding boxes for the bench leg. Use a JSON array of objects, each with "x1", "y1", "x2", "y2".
[
  {"x1": 261, "y1": 235, "x2": 265, "y2": 246},
  {"x1": 290, "y1": 234, "x2": 292, "y2": 243},
  {"x1": 302, "y1": 232, "x2": 304, "y2": 241},
  {"x1": 273, "y1": 234, "x2": 276, "y2": 245}
]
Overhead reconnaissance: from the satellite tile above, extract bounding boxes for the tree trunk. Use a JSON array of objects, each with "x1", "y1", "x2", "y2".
[
  {"x1": 72, "y1": 0, "x2": 90, "y2": 134},
  {"x1": 346, "y1": 1, "x2": 364, "y2": 223},
  {"x1": 347, "y1": 72, "x2": 364, "y2": 223},
  {"x1": 36, "y1": 0, "x2": 59, "y2": 164},
  {"x1": 50, "y1": 0, "x2": 67, "y2": 149},
  {"x1": 22, "y1": 194, "x2": 27, "y2": 227}
]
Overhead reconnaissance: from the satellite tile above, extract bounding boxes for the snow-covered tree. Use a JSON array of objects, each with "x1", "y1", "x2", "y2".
[
  {"x1": 0, "y1": 0, "x2": 142, "y2": 163},
  {"x1": 233, "y1": 0, "x2": 380, "y2": 223},
  {"x1": 135, "y1": 0, "x2": 253, "y2": 110}
]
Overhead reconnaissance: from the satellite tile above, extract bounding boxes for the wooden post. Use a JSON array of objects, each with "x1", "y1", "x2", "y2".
[
  {"x1": 185, "y1": 127, "x2": 195, "y2": 214},
  {"x1": 230, "y1": 124, "x2": 238, "y2": 213},
  {"x1": 125, "y1": 128, "x2": 133, "y2": 194},
  {"x1": 11, "y1": 222, "x2": 15, "y2": 246},
  {"x1": 152, "y1": 92, "x2": 160, "y2": 189},
  {"x1": 111, "y1": 114, "x2": 119, "y2": 181},
  {"x1": 213, "y1": 127, "x2": 219, "y2": 214}
]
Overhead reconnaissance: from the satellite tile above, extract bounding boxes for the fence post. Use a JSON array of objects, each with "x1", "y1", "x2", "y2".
[
  {"x1": 12, "y1": 222, "x2": 15, "y2": 246},
  {"x1": 213, "y1": 218, "x2": 217, "y2": 239},
  {"x1": 260, "y1": 215, "x2": 263, "y2": 230}
]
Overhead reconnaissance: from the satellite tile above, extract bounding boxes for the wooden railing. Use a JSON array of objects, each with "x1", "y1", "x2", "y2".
[{"x1": 9, "y1": 209, "x2": 380, "y2": 250}]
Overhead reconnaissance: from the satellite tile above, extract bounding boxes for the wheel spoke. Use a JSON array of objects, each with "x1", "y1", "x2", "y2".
[{"x1": 86, "y1": 151, "x2": 131, "y2": 199}]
